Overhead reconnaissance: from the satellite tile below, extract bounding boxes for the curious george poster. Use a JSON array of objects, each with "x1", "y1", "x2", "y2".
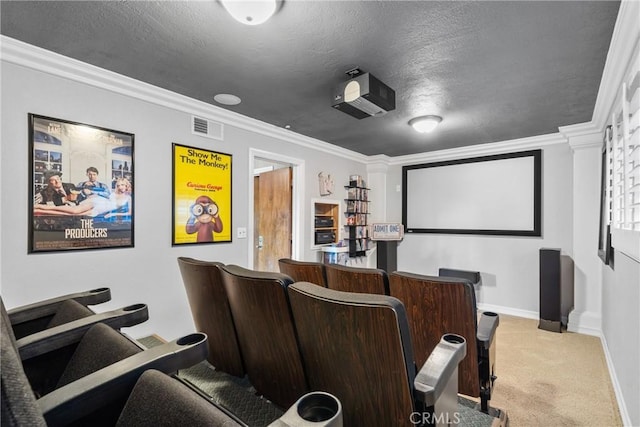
[{"x1": 172, "y1": 143, "x2": 232, "y2": 245}]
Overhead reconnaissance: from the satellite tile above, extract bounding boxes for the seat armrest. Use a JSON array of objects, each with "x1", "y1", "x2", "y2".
[
  {"x1": 270, "y1": 392, "x2": 343, "y2": 427},
  {"x1": 17, "y1": 303, "x2": 148, "y2": 360},
  {"x1": 476, "y1": 312, "x2": 499, "y2": 351},
  {"x1": 7, "y1": 288, "x2": 111, "y2": 325},
  {"x1": 413, "y1": 334, "x2": 467, "y2": 407},
  {"x1": 38, "y1": 333, "x2": 208, "y2": 426}
]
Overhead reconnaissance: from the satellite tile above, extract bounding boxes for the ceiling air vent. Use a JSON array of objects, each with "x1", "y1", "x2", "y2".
[{"x1": 192, "y1": 116, "x2": 224, "y2": 140}]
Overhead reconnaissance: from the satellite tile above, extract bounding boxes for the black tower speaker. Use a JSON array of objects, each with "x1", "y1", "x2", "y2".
[
  {"x1": 376, "y1": 241, "x2": 397, "y2": 274},
  {"x1": 539, "y1": 248, "x2": 562, "y2": 333}
]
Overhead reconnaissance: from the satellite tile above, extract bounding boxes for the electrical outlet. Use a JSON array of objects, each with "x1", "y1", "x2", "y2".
[{"x1": 237, "y1": 227, "x2": 247, "y2": 239}]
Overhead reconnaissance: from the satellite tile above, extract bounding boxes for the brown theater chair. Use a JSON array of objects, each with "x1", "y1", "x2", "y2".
[
  {"x1": 219, "y1": 265, "x2": 308, "y2": 409},
  {"x1": 287, "y1": 282, "x2": 467, "y2": 427},
  {"x1": 278, "y1": 258, "x2": 327, "y2": 287},
  {"x1": 177, "y1": 257, "x2": 245, "y2": 377},
  {"x1": 324, "y1": 263, "x2": 389, "y2": 295},
  {"x1": 389, "y1": 271, "x2": 499, "y2": 414}
]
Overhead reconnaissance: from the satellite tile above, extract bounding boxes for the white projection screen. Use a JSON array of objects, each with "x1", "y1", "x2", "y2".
[{"x1": 402, "y1": 150, "x2": 541, "y2": 236}]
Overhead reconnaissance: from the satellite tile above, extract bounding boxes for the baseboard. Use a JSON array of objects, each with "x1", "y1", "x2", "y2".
[
  {"x1": 600, "y1": 334, "x2": 632, "y2": 427},
  {"x1": 476, "y1": 303, "x2": 538, "y2": 320},
  {"x1": 567, "y1": 309, "x2": 602, "y2": 337}
]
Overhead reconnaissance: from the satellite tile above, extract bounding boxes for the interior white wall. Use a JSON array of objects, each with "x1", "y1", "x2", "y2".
[
  {"x1": 602, "y1": 253, "x2": 640, "y2": 426},
  {"x1": 386, "y1": 144, "x2": 574, "y2": 317},
  {"x1": 567, "y1": 141, "x2": 603, "y2": 335},
  {"x1": 0, "y1": 60, "x2": 366, "y2": 340}
]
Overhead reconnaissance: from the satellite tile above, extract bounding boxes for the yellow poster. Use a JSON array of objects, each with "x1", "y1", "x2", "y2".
[{"x1": 172, "y1": 143, "x2": 232, "y2": 245}]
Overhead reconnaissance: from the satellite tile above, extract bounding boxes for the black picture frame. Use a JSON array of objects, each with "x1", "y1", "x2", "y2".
[
  {"x1": 29, "y1": 114, "x2": 134, "y2": 253},
  {"x1": 402, "y1": 149, "x2": 542, "y2": 236},
  {"x1": 171, "y1": 143, "x2": 233, "y2": 245}
]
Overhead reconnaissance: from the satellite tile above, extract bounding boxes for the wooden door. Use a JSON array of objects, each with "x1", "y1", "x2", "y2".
[{"x1": 254, "y1": 167, "x2": 292, "y2": 272}]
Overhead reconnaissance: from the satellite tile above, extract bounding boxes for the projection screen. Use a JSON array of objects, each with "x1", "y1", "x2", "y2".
[{"x1": 402, "y1": 150, "x2": 541, "y2": 236}]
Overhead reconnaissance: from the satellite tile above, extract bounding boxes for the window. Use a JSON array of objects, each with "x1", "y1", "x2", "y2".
[{"x1": 601, "y1": 70, "x2": 640, "y2": 263}]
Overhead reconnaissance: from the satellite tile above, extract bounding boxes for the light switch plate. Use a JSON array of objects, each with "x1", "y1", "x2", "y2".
[{"x1": 237, "y1": 227, "x2": 247, "y2": 239}]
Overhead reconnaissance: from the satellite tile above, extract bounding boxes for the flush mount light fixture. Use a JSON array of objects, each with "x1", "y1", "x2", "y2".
[
  {"x1": 221, "y1": 0, "x2": 277, "y2": 26},
  {"x1": 409, "y1": 115, "x2": 442, "y2": 133},
  {"x1": 214, "y1": 93, "x2": 241, "y2": 106}
]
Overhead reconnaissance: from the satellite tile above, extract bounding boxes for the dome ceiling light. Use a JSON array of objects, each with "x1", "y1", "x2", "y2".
[
  {"x1": 409, "y1": 115, "x2": 442, "y2": 133},
  {"x1": 214, "y1": 93, "x2": 242, "y2": 105},
  {"x1": 221, "y1": 0, "x2": 277, "y2": 26}
]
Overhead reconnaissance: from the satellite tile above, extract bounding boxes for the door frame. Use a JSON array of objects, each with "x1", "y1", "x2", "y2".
[{"x1": 248, "y1": 148, "x2": 305, "y2": 268}]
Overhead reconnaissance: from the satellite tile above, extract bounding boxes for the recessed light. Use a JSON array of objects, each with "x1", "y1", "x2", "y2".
[
  {"x1": 284, "y1": 124, "x2": 291, "y2": 129},
  {"x1": 214, "y1": 94, "x2": 241, "y2": 106}
]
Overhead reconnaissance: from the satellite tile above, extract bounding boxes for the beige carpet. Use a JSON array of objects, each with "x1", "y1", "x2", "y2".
[{"x1": 488, "y1": 314, "x2": 622, "y2": 426}]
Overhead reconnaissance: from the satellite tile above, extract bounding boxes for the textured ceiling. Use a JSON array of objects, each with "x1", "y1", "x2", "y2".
[{"x1": 0, "y1": 1, "x2": 620, "y2": 157}]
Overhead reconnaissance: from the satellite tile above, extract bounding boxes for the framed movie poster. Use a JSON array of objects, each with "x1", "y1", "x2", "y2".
[
  {"x1": 29, "y1": 114, "x2": 134, "y2": 253},
  {"x1": 172, "y1": 143, "x2": 232, "y2": 245}
]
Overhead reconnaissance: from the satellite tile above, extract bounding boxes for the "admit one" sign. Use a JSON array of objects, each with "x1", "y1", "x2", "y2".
[{"x1": 370, "y1": 223, "x2": 404, "y2": 241}]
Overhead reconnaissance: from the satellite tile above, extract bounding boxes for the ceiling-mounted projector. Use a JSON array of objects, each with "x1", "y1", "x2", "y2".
[{"x1": 332, "y1": 71, "x2": 396, "y2": 119}]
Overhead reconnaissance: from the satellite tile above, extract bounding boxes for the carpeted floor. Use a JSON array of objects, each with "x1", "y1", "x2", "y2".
[{"x1": 488, "y1": 314, "x2": 622, "y2": 426}]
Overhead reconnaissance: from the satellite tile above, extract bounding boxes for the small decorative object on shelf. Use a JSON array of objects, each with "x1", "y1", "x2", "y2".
[
  {"x1": 318, "y1": 171, "x2": 334, "y2": 196},
  {"x1": 344, "y1": 175, "x2": 370, "y2": 257}
]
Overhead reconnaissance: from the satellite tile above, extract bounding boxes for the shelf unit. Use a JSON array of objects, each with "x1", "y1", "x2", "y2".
[
  {"x1": 313, "y1": 199, "x2": 340, "y2": 247},
  {"x1": 344, "y1": 177, "x2": 370, "y2": 257}
]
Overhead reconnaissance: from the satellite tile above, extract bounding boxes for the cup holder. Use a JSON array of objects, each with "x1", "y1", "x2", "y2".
[
  {"x1": 443, "y1": 333, "x2": 465, "y2": 345},
  {"x1": 296, "y1": 392, "x2": 340, "y2": 423},
  {"x1": 123, "y1": 303, "x2": 146, "y2": 312},
  {"x1": 176, "y1": 333, "x2": 206, "y2": 346}
]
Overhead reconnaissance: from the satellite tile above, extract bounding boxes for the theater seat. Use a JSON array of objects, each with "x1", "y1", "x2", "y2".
[
  {"x1": 324, "y1": 263, "x2": 389, "y2": 295},
  {"x1": 278, "y1": 258, "x2": 327, "y2": 287},
  {"x1": 5, "y1": 288, "x2": 111, "y2": 339},
  {"x1": 219, "y1": 265, "x2": 308, "y2": 409},
  {"x1": 287, "y1": 282, "x2": 467, "y2": 426},
  {"x1": 389, "y1": 271, "x2": 499, "y2": 413},
  {"x1": 1, "y1": 314, "x2": 210, "y2": 426},
  {"x1": 12, "y1": 302, "x2": 149, "y2": 362},
  {"x1": 177, "y1": 257, "x2": 245, "y2": 377},
  {"x1": 115, "y1": 370, "x2": 245, "y2": 427}
]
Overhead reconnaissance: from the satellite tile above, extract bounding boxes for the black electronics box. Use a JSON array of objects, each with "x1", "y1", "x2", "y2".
[
  {"x1": 315, "y1": 217, "x2": 334, "y2": 228},
  {"x1": 315, "y1": 231, "x2": 336, "y2": 244}
]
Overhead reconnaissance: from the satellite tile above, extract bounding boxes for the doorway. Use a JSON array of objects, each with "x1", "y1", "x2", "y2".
[{"x1": 249, "y1": 149, "x2": 304, "y2": 271}]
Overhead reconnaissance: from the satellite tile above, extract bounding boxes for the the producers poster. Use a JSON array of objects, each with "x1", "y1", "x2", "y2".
[
  {"x1": 29, "y1": 114, "x2": 134, "y2": 253},
  {"x1": 172, "y1": 143, "x2": 232, "y2": 245}
]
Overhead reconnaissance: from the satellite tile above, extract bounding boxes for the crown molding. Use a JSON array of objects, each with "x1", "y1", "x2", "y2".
[
  {"x1": 386, "y1": 132, "x2": 566, "y2": 166},
  {"x1": 366, "y1": 157, "x2": 392, "y2": 173},
  {"x1": 0, "y1": 35, "x2": 369, "y2": 164},
  {"x1": 559, "y1": 122, "x2": 603, "y2": 151}
]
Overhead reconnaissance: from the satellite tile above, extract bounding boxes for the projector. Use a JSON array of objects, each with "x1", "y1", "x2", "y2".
[{"x1": 332, "y1": 72, "x2": 396, "y2": 119}]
